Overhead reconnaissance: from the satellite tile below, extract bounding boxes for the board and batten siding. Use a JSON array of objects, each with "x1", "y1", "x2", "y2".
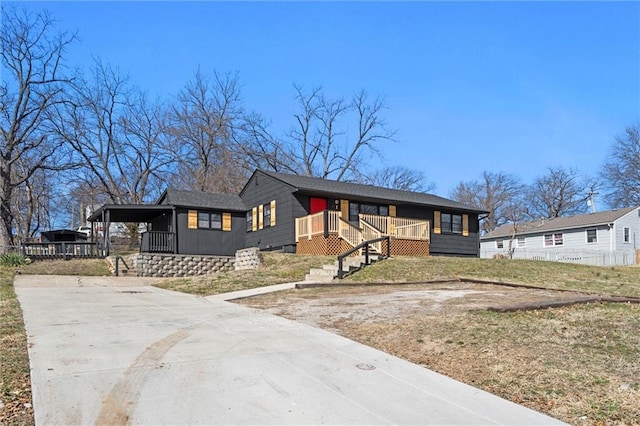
[
  {"x1": 241, "y1": 171, "x2": 300, "y2": 251},
  {"x1": 175, "y1": 208, "x2": 245, "y2": 256},
  {"x1": 396, "y1": 206, "x2": 480, "y2": 257}
]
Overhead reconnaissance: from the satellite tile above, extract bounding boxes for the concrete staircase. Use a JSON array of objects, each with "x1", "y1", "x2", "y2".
[
  {"x1": 106, "y1": 254, "x2": 137, "y2": 276},
  {"x1": 304, "y1": 255, "x2": 382, "y2": 282}
]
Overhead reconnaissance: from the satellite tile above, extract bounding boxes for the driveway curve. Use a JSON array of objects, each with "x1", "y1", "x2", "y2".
[{"x1": 15, "y1": 275, "x2": 565, "y2": 425}]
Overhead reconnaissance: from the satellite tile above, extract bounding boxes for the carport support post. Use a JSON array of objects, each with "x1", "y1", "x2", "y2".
[{"x1": 172, "y1": 206, "x2": 177, "y2": 254}]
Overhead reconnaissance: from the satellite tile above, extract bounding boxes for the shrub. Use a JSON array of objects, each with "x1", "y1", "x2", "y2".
[{"x1": 0, "y1": 253, "x2": 29, "y2": 267}]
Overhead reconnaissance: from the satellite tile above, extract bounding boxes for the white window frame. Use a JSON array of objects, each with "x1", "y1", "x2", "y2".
[
  {"x1": 586, "y1": 228, "x2": 597, "y2": 244},
  {"x1": 517, "y1": 236, "x2": 525, "y2": 248},
  {"x1": 623, "y1": 227, "x2": 630, "y2": 243},
  {"x1": 496, "y1": 240, "x2": 504, "y2": 249},
  {"x1": 544, "y1": 233, "x2": 563, "y2": 247}
]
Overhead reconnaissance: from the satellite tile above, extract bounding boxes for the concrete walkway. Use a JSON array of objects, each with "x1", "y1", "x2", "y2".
[{"x1": 15, "y1": 275, "x2": 565, "y2": 425}]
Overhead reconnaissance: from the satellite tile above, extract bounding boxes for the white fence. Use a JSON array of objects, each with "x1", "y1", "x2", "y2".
[{"x1": 480, "y1": 248, "x2": 638, "y2": 267}]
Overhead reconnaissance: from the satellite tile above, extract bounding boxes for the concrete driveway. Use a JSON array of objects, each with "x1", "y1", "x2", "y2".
[{"x1": 15, "y1": 275, "x2": 565, "y2": 425}]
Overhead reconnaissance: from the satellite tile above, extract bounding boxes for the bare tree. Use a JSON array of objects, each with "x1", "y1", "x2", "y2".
[
  {"x1": 51, "y1": 60, "x2": 173, "y2": 204},
  {"x1": 168, "y1": 70, "x2": 248, "y2": 193},
  {"x1": 451, "y1": 171, "x2": 525, "y2": 234},
  {"x1": 526, "y1": 166, "x2": 594, "y2": 219},
  {"x1": 0, "y1": 7, "x2": 76, "y2": 249},
  {"x1": 365, "y1": 165, "x2": 435, "y2": 192},
  {"x1": 239, "y1": 85, "x2": 395, "y2": 182},
  {"x1": 601, "y1": 124, "x2": 640, "y2": 208}
]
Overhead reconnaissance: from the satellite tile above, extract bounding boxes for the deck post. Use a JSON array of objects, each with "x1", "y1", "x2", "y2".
[{"x1": 323, "y1": 210, "x2": 329, "y2": 238}]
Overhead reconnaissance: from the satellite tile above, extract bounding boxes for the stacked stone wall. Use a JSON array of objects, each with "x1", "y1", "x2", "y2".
[
  {"x1": 135, "y1": 253, "x2": 235, "y2": 277},
  {"x1": 235, "y1": 247, "x2": 263, "y2": 271}
]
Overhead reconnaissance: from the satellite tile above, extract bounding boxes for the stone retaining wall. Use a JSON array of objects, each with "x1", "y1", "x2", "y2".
[
  {"x1": 134, "y1": 247, "x2": 262, "y2": 277},
  {"x1": 136, "y1": 253, "x2": 235, "y2": 277},
  {"x1": 235, "y1": 247, "x2": 262, "y2": 271}
]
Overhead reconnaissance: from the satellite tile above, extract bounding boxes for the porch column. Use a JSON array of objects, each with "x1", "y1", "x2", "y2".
[
  {"x1": 172, "y1": 206, "x2": 177, "y2": 254},
  {"x1": 102, "y1": 210, "x2": 109, "y2": 256}
]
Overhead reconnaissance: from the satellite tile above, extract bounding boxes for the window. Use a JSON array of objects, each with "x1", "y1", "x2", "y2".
[
  {"x1": 544, "y1": 233, "x2": 563, "y2": 247},
  {"x1": 624, "y1": 227, "x2": 630, "y2": 243},
  {"x1": 349, "y1": 202, "x2": 389, "y2": 222},
  {"x1": 263, "y1": 203, "x2": 271, "y2": 228},
  {"x1": 441, "y1": 213, "x2": 462, "y2": 234},
  {"x1": 198, "y1": 212, "x2": 222, "y2": 230},
  {"x1": 496, "y1": 240, "x2": 504, "y2": 249},
  {"x1": 586, "y1": 228, "x2": 597, "y2": 244},
  {"x1": 349, "y1": 202, "x2": 359, "y2": 222},
  {"x1": 517, "y1": 236, "x2": 525, "y2": 247},
  {"x1": 452, "y1": 215, "x2": 462, "y2": 233},
  {"x1": 246, "y1": 211, "x2": 253, "y2": 232}
]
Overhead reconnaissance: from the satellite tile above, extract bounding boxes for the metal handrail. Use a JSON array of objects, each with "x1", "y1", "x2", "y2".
[{"x1": 337, "y1": 235, "x2": 390, "y2": 279}]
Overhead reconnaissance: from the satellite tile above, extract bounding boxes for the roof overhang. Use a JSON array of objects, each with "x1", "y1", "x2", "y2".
[{"x1": 88, "y1": 205, "x2": 175, "y2": 223}]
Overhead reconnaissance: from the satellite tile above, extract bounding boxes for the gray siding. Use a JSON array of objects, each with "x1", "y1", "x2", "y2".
[
  {"x1": 615, "y1": 208, "x2": 640, "y2": 250},
  {"x1": 175, "y1": 208, "x2": 245, "y2": 256},
  {"x1": 241, "y1": 170, "x2": 482, "y2": 256},
  {"x1": 241, "y1": 172, "x2": 303, "y2": 251},
  {"x1": 397, "y1": 205, "x2": 481, "y2": 257}
]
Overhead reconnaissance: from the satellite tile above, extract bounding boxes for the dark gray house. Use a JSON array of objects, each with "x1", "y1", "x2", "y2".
[
  {"x1": 240, "y1": 170, "x2": 486, "y2": 257},
  {"x1": 89, "y1": 170, "x2": 486, "y2": 258},
  {"x1": 89, "y1": 189, "x2": 246, "y2": 256}
]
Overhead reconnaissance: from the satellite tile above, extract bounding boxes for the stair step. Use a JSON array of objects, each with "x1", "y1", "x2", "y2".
[
  {"x1": 322, "y1": 264, "x2": 339, "y2": 271},
  {"x1": 307, "y1": 268, "x2": 336, "y2": 277}
]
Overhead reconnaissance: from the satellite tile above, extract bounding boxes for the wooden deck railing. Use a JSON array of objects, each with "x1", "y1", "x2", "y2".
[
  {"x1": 21, "y1": 242, "x2": 103, "y2": 259},
  {"x1": 295, "y1": 211, "x2": 430, "y2": 244},
  {"x1": 338, "y1": 218, "x2": 362, "y2": 248},
  {"x1": 296, "y1": 211, "x2": 341, "y2": 240},
  {"x1": 359, "y1": 220, "x2": 383, "y2": 252},
  {"x1": 359, "y1": 214, "x2": 430, "y2": 241},
  {"x1": 140, "y1": 231, "x2": 175, "y2": 253}
]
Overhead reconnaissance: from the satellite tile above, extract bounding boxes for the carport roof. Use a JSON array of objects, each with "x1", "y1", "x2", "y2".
[{"x1": 88, "y1": 205, "x2": 174, "y2": 223}]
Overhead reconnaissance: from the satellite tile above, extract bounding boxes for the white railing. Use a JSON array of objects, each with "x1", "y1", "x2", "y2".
[{"x1": 480, "y1": 247, "x2": 638, "y2": 267}]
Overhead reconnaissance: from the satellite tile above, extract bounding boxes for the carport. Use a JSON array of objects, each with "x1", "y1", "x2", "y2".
[{"x1": 88, "y1": 205, "x2": 176, "y2": 256}]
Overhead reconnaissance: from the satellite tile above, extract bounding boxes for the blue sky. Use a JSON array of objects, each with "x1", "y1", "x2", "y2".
[{"x1": 13, "y1": 1, "x2": 640, "y2": 201}]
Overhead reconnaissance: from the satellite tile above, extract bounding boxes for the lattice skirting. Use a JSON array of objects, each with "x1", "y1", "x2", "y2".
[
  {"x1": 296, "y1": 234, "x2": 353, "y2": 256},
  {"x1": 297, "y1": 235, "x2": 429, "y2": 257},
  {"x1": 388, "y1": 239, "x2": 429, "y2": 256}
]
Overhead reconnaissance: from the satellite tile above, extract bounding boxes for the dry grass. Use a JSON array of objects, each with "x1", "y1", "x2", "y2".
[
  {"x1": 19, "y1": 258, "x2": 111, "y2": 276},
  {"x1": 345, "y1": 256, "x2": 640, "y2": 297},
  {"x1": 339, "y1": 303, "x2": 640, "y2": 425},
  {"x1": 154, "y1": 253, "x2": 333, "y2": 295},
  {"x1": 0, "y1": 268, "x2": 34, "y2": 425},
  {"x1": 236, "y1": 256, "x2": 640, "y2": 425}
]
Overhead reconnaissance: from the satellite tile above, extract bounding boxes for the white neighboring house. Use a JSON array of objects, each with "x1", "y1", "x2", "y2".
[{"x1": 480, "y1": 207, "x2": 640, "y2": 266}]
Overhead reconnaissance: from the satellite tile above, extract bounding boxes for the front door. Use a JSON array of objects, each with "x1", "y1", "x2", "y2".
[{"x1": 310, "y1": 197, "x2": 328, "y2": 214}]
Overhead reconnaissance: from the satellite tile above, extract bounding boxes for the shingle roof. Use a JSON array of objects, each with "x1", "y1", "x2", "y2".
[
  {"x1": 158, "y1": 188, "x2": 246, "y2": 211},
  {"x1": 257, "y1": 170, "x2": 487, "y2": 213},
  {"x1": 482, "y1": 207, "x2": 638, "y2": 239}
]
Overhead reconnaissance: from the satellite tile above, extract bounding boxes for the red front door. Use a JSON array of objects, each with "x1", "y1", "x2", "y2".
[{"x1": 310, "y1": 197, "x2": 328, "y2": 214}]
